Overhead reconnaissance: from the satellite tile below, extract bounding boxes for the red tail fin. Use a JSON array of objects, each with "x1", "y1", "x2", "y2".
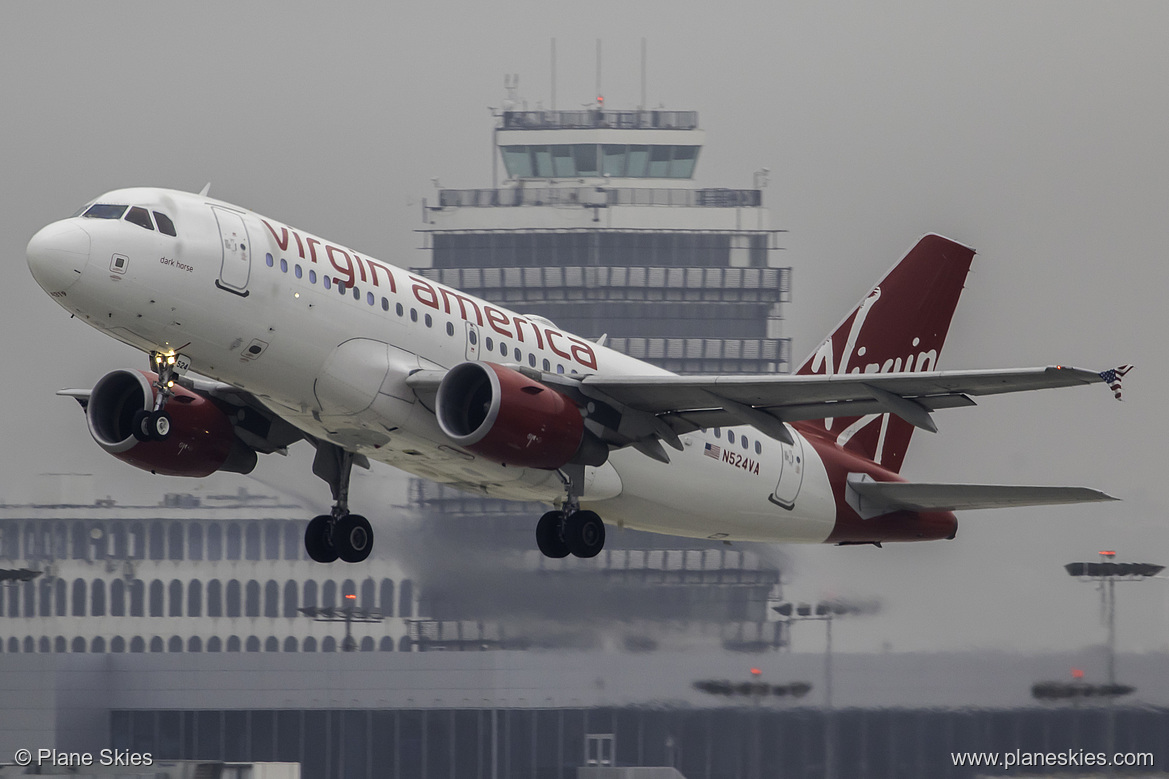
[{"x1": 796, "y1": 234, "x2": 975, "y2": 473}]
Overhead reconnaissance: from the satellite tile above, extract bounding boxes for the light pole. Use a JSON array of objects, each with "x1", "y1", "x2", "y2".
[
  {"x1": 773, "y1": 599, "x2": 879, "y2": 779},
  {"x1": 1061, "y1": 551, "x2": 1162, "y2": 778},
  {"x1": 299, "y1": 593, "x2": 384, "y2": 652}
]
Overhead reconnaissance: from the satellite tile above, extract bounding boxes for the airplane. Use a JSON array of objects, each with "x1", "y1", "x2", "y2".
[{"x1": 26, "y1": 187, "x2": 1126, "y2": 563}]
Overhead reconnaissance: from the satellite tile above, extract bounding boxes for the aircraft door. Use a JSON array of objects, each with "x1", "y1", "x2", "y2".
[
  {"x1": 465, "y1": 322, "x2": 481, "y2": 360},
  {"x1": 212, "y1": 207, "x2": 251, "y2": 296},
  {"x1": 768, "y1": 431, "x2": 805, "y2": 510}
]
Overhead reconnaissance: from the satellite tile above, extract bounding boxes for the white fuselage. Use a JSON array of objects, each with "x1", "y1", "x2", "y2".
[{"x1": 29, "y1": 188, "x2": 838, "y2": 543}]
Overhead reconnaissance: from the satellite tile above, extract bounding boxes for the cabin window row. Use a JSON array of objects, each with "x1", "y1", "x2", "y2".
[
  {"x1": 263, "y1": 253, "x2": 580, "y2": 375},
  {"x1": 712, "y1": 427, "x2": 764, "y2": 455}
]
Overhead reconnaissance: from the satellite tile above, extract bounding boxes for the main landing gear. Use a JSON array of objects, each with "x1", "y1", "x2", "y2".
[
  {"x1": 132, "y1": 350, "x2": 184, "y2": 441},
  {"x1": 535, "y1": 466, "x2": 606, "y2": 559},
  {"x1": 305, "y1": 444, "x2": 374, "y2": 564}
]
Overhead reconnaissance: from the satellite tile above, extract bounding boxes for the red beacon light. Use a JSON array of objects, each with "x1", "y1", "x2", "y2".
[
  {"x1": 1071, "y1": 668, "x2": 1085, "y2": 680},
  {"x1": 1100, "y1": 550, "x2": 1116, "y2": 559},
  {"x1": 345, "y1": 593, "x2": 356, "y2": 600}
]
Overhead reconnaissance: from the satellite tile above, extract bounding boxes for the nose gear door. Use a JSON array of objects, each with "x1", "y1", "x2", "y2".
[{"x1": 211, "y1": 206, "x2": 251, "y2": 296}]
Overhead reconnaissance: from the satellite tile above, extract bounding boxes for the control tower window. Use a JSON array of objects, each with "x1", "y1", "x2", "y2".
[
  {"x1": 153, "y1": 211, "x2": 177, "y2": 237},
  {"x1": 501, "y1": 146, "x2": 533, "y2": 178},
  {"x1": 552, "y1": 145, "x2": 575, "y2": 177},
  {"x1": 83, "y1": 204, "x2": 128, "y2": 220},
  {"x1": 602, "y1": 145, "x2": 626, "y2": 177},
  {"x1": 125, "y1": 206, "x2": 155, "y2": 231},
  {"x1": 670, "y1": 145, "x2": 699, "y2": 178},
  {"x1": 626, "y1": 145, "x2": 650, "y2": 177},
  {"x1": 532, "y1": 146, "x2": 554, "y2": 177},
  {"x1": 648, "y1": 145, "x2": 672, "y2": 177},
  {"x1": 573, "y1": 145, "x2": 598, "y2": 176}
]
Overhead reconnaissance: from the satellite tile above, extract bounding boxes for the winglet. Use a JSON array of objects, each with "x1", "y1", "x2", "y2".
[
  {"x1": 1097, "y1": 364, "x2": 1133, "y2": 401},
  {"x1": 198, "y1": 182, "x2": 211, "y2": 197}
]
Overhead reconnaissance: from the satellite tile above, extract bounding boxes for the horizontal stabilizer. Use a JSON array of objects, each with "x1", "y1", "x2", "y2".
[{"x1": 846, "y1": 475, "x2": 1117, "y2": 518}]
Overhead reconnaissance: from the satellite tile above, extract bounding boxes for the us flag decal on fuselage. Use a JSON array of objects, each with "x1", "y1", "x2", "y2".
[{"x1": 704, "y1": 443, "x2": 721, "y2": 459}]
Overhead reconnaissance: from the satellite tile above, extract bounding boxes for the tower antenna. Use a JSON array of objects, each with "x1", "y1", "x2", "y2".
[
  {"x1": 640, "y1": 38, "x2": 647, "y2": 110},
  {"x1": 595, "y1": 39, "x2": 602, "y2": 105}
]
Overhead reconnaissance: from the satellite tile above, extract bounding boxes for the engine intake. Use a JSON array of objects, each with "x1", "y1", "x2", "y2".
[
  {"x1": 436, "y1": 361, "x2": 605, "y2": 469},
  {"x1": 85, "y1": 370, "x2": 256, "y2": 477}
]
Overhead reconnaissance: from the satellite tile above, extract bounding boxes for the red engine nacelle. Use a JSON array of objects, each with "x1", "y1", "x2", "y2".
[
  {"x1": 436, "y1": 361, "x2": 604, "y2": 469},
  {"x1": 84, "y1": 370, "x2": 256, "y2": 477}
]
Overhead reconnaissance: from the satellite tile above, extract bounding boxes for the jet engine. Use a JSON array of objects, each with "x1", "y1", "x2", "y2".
[
  {"x1": 436, "y1": 361, "x2": 606, "y2": 469},
  {"x1": 83, "y1": 370, "x2": 257, "y2": 477}
]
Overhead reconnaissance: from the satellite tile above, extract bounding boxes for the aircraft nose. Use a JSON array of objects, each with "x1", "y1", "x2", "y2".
[{"x1": 27, "y1": 220, "x2": 91, "y2": 294}]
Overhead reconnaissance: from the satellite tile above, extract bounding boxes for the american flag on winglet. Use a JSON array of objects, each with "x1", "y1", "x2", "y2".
[
  {"x1": 704, "y1": 442, "x2": 722, "y2": 459},
  {"x1": 1098, "y1": 364, "x2": 1133, "y2": 400}
]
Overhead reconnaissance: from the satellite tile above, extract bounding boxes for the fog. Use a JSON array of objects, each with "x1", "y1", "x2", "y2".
[{"x1": 2, "y1": 1, "x2": 1166, "y2": 658}]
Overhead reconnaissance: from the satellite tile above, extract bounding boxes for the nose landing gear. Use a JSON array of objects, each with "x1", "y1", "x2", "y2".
[{"x1": 131, "y1": 349, "x2": 187, "y2": 442}]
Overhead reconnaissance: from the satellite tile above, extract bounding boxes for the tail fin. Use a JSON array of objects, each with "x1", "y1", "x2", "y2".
[{"x1": 796, "y1": 234, "x2": 975, "y2": 473}]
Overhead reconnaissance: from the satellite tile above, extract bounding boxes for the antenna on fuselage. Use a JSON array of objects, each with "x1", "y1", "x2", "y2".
[{"x1": 198, "y1": 183, "x2": 211, "y2": 197}]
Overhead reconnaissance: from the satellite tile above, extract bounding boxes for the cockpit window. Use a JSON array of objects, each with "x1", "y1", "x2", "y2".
[
  {"x1": 125, "y1": 206, "x2": 154, "y2": 231},
  {"x1": 153, "y1": 211, "x2": 177, "y2": 237},
  {"x1": 82, "y1": 204, "x2": 128, "y2": 220}
]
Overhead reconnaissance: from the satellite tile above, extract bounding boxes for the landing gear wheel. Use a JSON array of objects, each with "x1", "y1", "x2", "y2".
[
  {"x1": 148, "y1": 410, "x2": 172, "y2": 440},
  {"x1": 536, "y1": 510, "x2": 570, "y2": 559},
  {"x1": 564, "y1": 510, "x2": 605, "y2": 558},
  {"x1": 132, "y1": 410, "x2": 152, "y2": 442},
  {"x1": 304, "y1": 514, "x2": 339, "y2": 563},
  {"x1": 131, "y1": 409, "x2": 172, "y2": 441},
  {"x1": 334, "y1": 514, "x2": 373, "y2": 563}
]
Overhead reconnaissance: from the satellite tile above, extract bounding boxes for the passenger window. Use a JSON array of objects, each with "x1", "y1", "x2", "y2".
[
  {"x1": 714, "y1": 428, "x2": 721, "y2": 439},
  {"x1": 83, "y1": 204, "x2": 128, "y2": 220},
  {"x1": 153, "y1": 212, "x2": 177, "y2": 236},
  {"x1": 125, "y1": 207, "x2": 154, "y2": 230},
  {"x1": 528, "y1": 353, "x2": 536, "y2": 367},
  {"x1": 742, "y1": 436, "x2": 749, "y2": 450},
  {"x1": 486, "y1": 337, "x2": 494, "y2": 351},
  {"x1": 755, "y1": 441, "x2": 762, "y2": 455},
  {"x1": 728, "y1": 431, "x2": 736, "y2": 444},
  {"x1": 543, "y1": 359, "x2": 551, "y2": 371},
  {"x1": 446, "y1": 322, "x2": 455, "y2": 336}
]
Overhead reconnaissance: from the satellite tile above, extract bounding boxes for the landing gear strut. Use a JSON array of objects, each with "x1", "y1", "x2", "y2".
[
  {"x1": 306, "y1": 443, "x2": 374, "y2": 564},
  {"x1": 536, "y1": 466, "x2": 606, "y2": 559},
  {"x1": 132, "y1": 349, "x2": 185, "y2": 441}
]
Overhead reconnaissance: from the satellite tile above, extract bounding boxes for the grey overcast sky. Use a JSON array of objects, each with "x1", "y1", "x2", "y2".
[{"x1": 2, "y1": 1, "x2": 1167, "y2": 657}]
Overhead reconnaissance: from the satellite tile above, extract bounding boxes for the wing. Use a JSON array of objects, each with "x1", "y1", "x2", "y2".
[
  {"x1": 845, "y1": 477, "x2": 1117, "y2": 519},
  {"x1": 407, "y1": 364, "x2": 1118, "y2": 462},
  {"x1": 576, "y1": 365, "x2": 1109, "y2": 443}
]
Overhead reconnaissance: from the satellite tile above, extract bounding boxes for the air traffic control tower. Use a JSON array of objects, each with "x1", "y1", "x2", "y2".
[{"x1": 413, "y1": 99, "x2": 791, "y2": 375}]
